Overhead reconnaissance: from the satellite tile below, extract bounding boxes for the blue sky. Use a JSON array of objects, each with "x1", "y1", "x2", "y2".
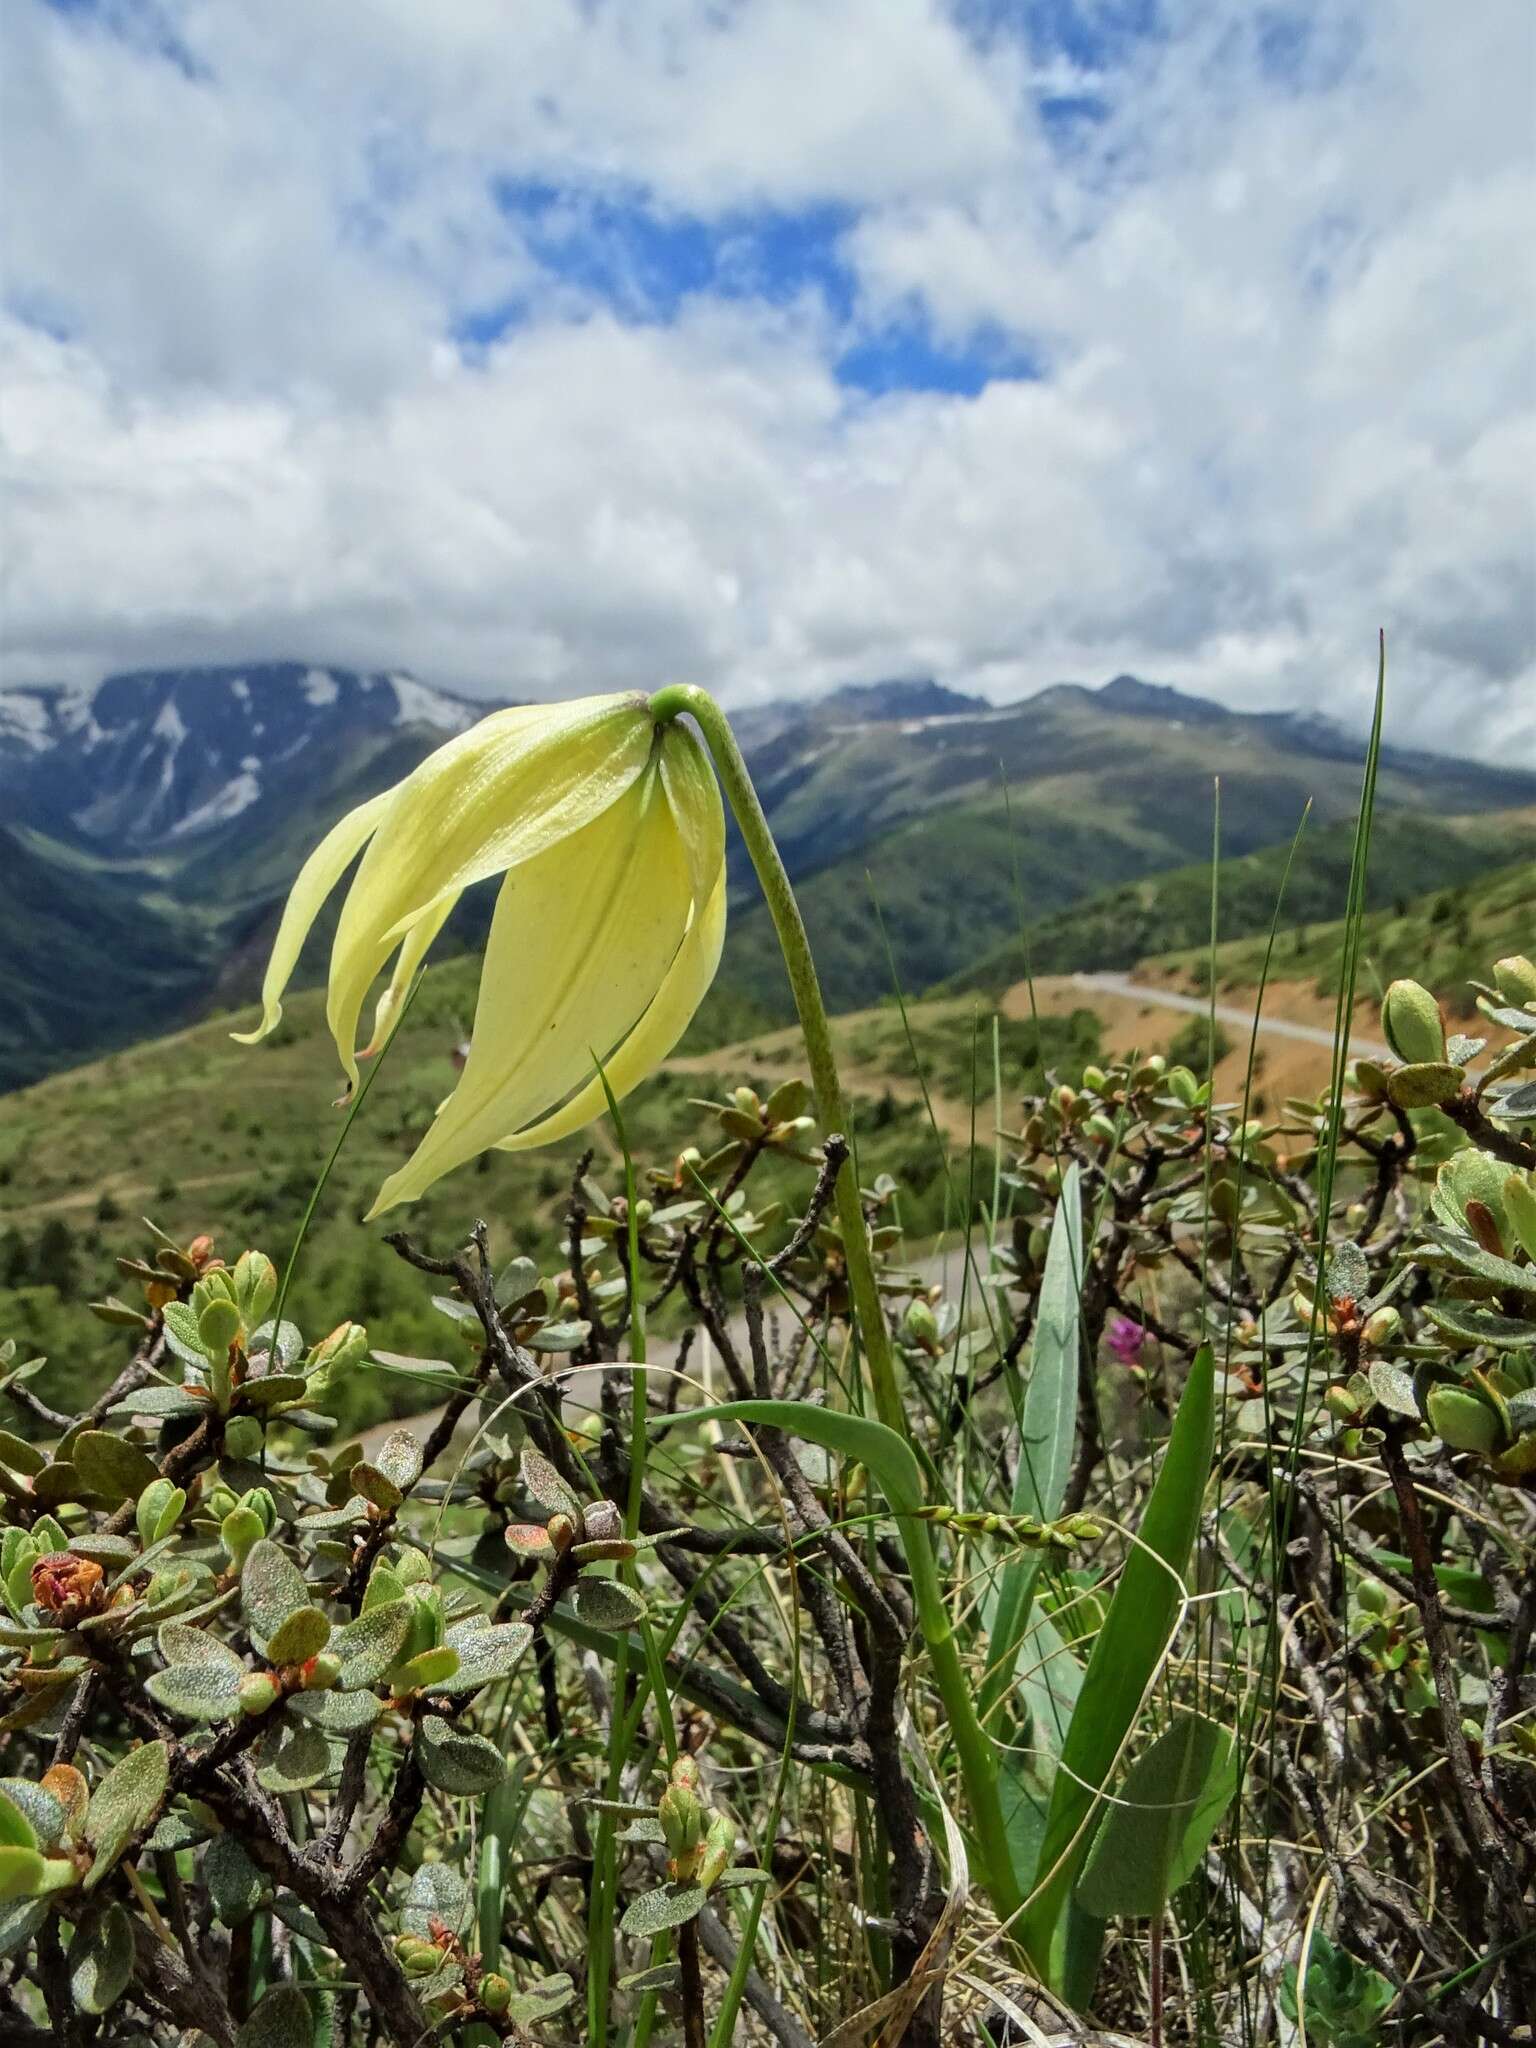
[{"x1": 3, "y1": 0, "x2": 1533, "y2": 758}]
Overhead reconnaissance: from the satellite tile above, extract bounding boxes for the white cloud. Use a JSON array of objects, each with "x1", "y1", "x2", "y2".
[{"x1": 0, "y1": 0, "x2": 1532, "y2": 763}]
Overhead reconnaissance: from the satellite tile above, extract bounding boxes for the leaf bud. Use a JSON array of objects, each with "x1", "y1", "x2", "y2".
[
  {"x1": 220, "y1": 1506, "x2": 265, "y2": 1571},
  {"x1": 479, "y1": 1975, "x2": 512, "y2": 2015},
  {"x1": 136, "y1": 1478, "x2": 185, "y2": 1551},
  {"x1": 198, "y1": 1296, "x2": 243, "y2": 1358},
  {"x1": 302, "y1": 1651, "x2": 342, "y2": 1691},
  {"x1": 238, "y1": 1671, "x2": 280, "y2": 1717},
  {"x1": 581, "y1": 1500, "x2": 624, "y2": 1545},
  {"x1": 394, "y1": 1546, "x2": 432, "y2": 1587},
  {"x1": 1426, "y1": 1385, "x2": 1502, "y2": 1457},
  {"x1": 1493, "y1": 956, "x2": 1536, "y2": 1009},
  {"x1": 1381, "y1": 979, "x2": 1446, "y2": 1065},
  {"x1": 306, "y1": 1321, "x2": 368, "y2": 1380},
  {"x1": 222, "y1": 1415, "x2": 264, "y2": 1463},
  {"x1": 1360, "y1": 1305, "x2": 1401, "y2": 1349},
  {"x1": 546, "y1": 1512, "x2": 578, "y2": 1553},
  {"x1": 232, "y1": 1250, "x2": 278, "y2": 1326},
  {"x1": 1354, "y1": 1577, "x2": 1390, "y2": 1616},
  {"x1": 903, "y1": 1299, "x2": 940, "y2": 1353},
  {"x1": 658, "y1": 1784, "x2": 705, "y2": 1859},
  {"x1": 697, "y1": 1811, "x2": 736, "y2": 1891},
  {"x1": 240, "y1": 1487, "x2": 277, "y2": 1532}
]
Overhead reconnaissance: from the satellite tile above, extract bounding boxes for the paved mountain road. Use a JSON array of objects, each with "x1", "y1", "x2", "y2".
[{"x1": 1067, "y1": 971, "x2": 1389, "y2": 1059}]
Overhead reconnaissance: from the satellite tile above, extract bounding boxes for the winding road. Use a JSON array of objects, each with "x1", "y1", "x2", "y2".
[{"x1": 1067, "y1": 971, "x2": 1389, "y2": 1059}]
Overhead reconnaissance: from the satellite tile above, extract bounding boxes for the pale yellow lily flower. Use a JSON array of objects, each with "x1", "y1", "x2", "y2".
[{"x1": 234, "y1": 692, "x2": 725, "y2": 1217}]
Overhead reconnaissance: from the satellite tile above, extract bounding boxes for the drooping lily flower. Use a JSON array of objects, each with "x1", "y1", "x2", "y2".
[{"x1": 234, "y1": 692, "x2": 725, "y2": 1217}]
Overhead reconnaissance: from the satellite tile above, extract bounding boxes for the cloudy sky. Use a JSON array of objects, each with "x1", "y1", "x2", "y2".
[{"x1": 2, "y1": 1, "x2": 1533, "y2": 758}]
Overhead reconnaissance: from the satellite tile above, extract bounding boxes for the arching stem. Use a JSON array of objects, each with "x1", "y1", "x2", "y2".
[{"x1": 648, "y1": 682, "x2": 1020, "y2": 1924}]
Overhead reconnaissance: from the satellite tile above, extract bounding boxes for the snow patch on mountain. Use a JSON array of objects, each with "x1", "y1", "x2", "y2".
[
  {"x1": 0, "y1": 692, "x2": 49, "y2": 747},
  {"x1": 303, "y1": 668, "x2": 340, "y2": 707},
  {"x1": 171, "y1": 770, "x2": 262, "y2": 836},
  {"x1": 389, "y1": 673, "x2": 474, "y2": 732},
  {"x1": 152, "y1": 698, "x2": 187, "y2": 746}
]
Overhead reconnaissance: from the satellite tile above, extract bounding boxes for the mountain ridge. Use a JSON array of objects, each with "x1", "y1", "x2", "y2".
[{"x1": 4, "y1": 661, "x2": 1533, "y2": 1091}]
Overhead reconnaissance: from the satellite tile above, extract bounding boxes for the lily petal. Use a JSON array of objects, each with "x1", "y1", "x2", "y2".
[
  {"x1": 328, "y1": 694, "x2": 653, "y2": 1089},
  {"x1": 365, "y1": 763, "x2": 692, "y2": 1216},
  {"x1": 657, "y1": 719, "x2": 725, "y2": 910},
  {"x1": 495, "y1": 867, "x2": 727, "y2": 1155},
  {"x1": 229, "y1": 789, "x2": 393, "y2": 1045},
  {"x1": 357, "y1": 890, "x2": 461, "y2": 1062}
]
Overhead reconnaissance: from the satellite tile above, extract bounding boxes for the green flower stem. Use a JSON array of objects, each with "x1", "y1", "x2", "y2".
[{"x1": 648, "y1": 683, "x2": 1020, "y2": 1924}]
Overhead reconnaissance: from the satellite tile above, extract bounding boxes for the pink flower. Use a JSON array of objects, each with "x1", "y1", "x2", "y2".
[{"x1": 1107, "y1": 1316, "x2": 1147, "y2": 1366}]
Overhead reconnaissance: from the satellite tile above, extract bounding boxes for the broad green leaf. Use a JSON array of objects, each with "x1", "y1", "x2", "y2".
[
  {"x1": 350, "y1": 1463, "x2": 402, "y2": 1512},
  {"x1": 619, "y1": 1883, "x2": 706, "y2": 1937},
  {"x1": 1075, "y1": 1712, "x2": 1238, "y2": 1918},
  {"x1": 0, "y1": 1897, "x2": 46, "y2": 1957},
  {"x1": 287, "y1": 1685, "x2": 381, "y2": 1731},
  {"x1": 0, "y1": 1845, "x2": 45, "y2": 1903},
  {"x1": 331, "y1": 1599, "x2": 412, "y2": 1690},
  {"x1": 266, "y1": 1605, "x2": 331, "y2": 1666},
  {"x1": 1423, "y1": 1302, "x2": 1536, "y2": 1349},
  {"x1": 107, "y1": 1385, "x2": 205, "y2": 1419},
  {"x1": 0, "y1": 1788, "x2": 37, "y2": 1853},
  {"x1": 363, "y1": 1564, "x2": 406, "y2": 1612},
  {"x1": 984, "y1": 1162, "x2": 1082, "y2": 1728},
  {"x1": 394, "y1": 1646, "x2": 460, "y2": 1691},
  {"x1": 416, "y1": 1715, "x2": 506, "y2": 1796},
  {"x1": 505, "y1": 1973, "x2": 576, "y2": 2023},
  {"x1": 1368, "y1": 1361, "x2": 1420, "y2": 1418},
  {"x1": 146, "y1": 1662, "x2": 243, "y2": 1723},
  {"x1": 205, "y1": 1833, "x2": 264, "y2": 1924},
  {"x1": 375, "y1": 1429, "x2": 425, "y2": 1492},
  {"x1": 0, "y1": 1781, "x2": 62, "y2": 1851},
  {"x1": 255, "y1": 1720, "x2": 332, "y2": 1795},
  {"x1": 71, "y1": 1432, "x2": 163, "y2": 1502},
  {"x1": 83, "y1": 1741, "x2": 168, "y2": 1892},
  {"x1": 402, "y1": 1862, "x2": 466, "y2": 1938},
  {"x1": 437, "y1": 1620, "x2": 533, "y2": 1696},
  {"x1": 519, "y1": 1448, "x2": 581, "y2": 1520},
  {"x1": 157, "y1": 1622, "x2": 244, "y2": 1673},
  {"x1": 1018, "y1": 1345, "x2": 1216, "y2": 1995},
  {"x1": 241, "y1": 1540, "x2": 308, "y2": 1646},
  {"x1": 237, "y1": 1985, "x2": 313, "y2": 2048},
  {"x1": 0, "y1": 1432, "x2": 45, "y2": 1478},
  {"x1": 573, "y1": 1578, "x2": 647, "y2": 1630},
  {"x1": 68, "y1": 1903, "x2": 134, "y2": 2014}
]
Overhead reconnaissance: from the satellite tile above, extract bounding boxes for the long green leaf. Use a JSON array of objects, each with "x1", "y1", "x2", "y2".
[
  {"x1": 1018, "y1": 1343, "x2": 1216, "y2": 1991},
  {"x1": 982, "y1": 1161, "x2": 1082, "y2": 1727},
  {"x1": 1074, "y1": 1711, "x2": 1237, "y2": 1919},
  {"x1": 656, "y1": 1402, "x2": 926, "y2": 1518}
]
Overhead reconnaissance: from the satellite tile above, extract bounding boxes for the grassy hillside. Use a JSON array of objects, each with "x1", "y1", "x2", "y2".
[
  {"x1": 942, "y1": 809, "x2": 1536, "y2": 999},
  {"x1": 0, "y1": 957, "x2": 1098, "y2": 1436},
  {"x1": 0, "y1": 827, "x2": 216, "y2": 1091},
  {"x1": 1151, "y1": 851, "x2": 1536, "y2": 1013}
]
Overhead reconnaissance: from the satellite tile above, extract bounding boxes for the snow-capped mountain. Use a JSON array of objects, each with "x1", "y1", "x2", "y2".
[
  {"x1": 0, "y1": 663, "x2": 479, "y2": 851},
  {"x1": 2, "y1": 657, "x2": 1533, "y2": 1095}
]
